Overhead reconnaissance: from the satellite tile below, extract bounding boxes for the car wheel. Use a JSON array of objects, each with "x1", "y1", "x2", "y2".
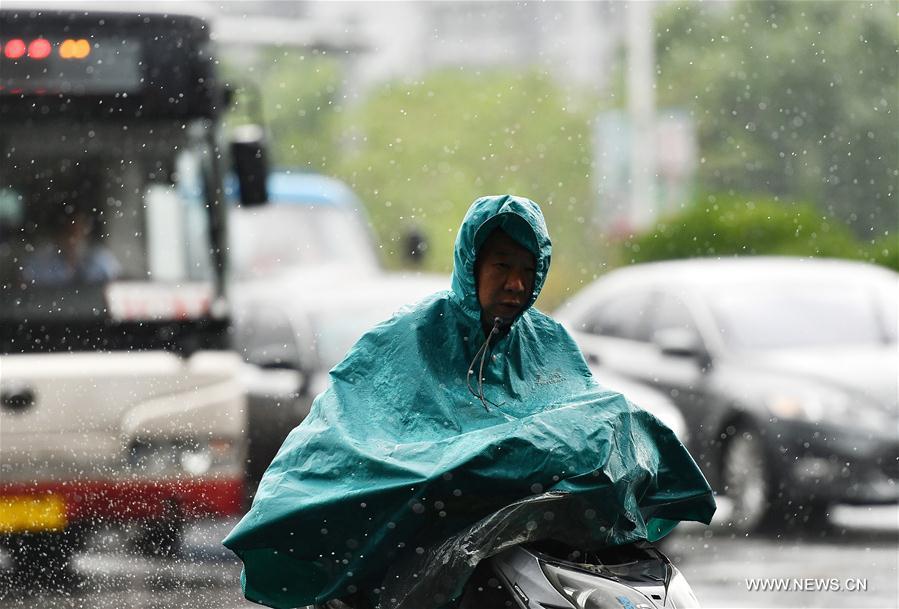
[
  {"x1": 776, "y1": 497, "x2": 832, "y2": 533},
  {"x1": 722, "y1": 427, "x2": 771, "y2": 533},
  {"x1": 6, "y1": 529, "x2": 86, "y2": 590},
  {"x1": 132, "y1": 519, "x2": 184, "y2": 557}
]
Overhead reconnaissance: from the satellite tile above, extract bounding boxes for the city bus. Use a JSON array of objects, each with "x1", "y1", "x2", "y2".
[{"x1": 0, "y1": 8, "x2": 267, "y2": 581}]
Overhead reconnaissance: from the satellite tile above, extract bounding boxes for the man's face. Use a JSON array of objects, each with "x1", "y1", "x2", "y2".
[{"x1": 476, "y1": 229, "x2": 536, "y2": 324}]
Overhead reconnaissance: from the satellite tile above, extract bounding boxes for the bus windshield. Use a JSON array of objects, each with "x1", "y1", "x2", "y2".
[{"x1": 0, "y1": 119, "x2": 215, "y2": 322}]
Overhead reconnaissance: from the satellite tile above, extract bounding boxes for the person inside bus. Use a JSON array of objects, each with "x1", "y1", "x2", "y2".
[{"x1": 22, "y1": 208, "x2": 121, "y2": 287}]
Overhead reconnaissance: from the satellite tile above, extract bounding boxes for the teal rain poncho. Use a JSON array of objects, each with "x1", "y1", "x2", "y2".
[{"x1": 223, "y1": 195, "x2": 715, "y2": 608}]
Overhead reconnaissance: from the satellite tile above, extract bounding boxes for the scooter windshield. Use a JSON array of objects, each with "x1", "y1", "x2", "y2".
[{"x1": 379, "y1": 492, "x2": 634, "y2": 609}]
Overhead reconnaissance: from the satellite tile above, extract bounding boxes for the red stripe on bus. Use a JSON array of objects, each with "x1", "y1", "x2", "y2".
[{"x1": 0, "y1": 477, "x2": 244, "y2": 521}]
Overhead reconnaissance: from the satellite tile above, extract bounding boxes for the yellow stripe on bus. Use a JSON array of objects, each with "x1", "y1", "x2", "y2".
[{"x1": 0, "y1": 495, "x2": 67, "y2": 533}]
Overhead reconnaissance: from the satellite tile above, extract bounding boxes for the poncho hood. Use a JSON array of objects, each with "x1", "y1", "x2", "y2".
[
  {"x1": 450, "y1": 194, "x2": 551, "y2": 321},
  {"x1": 223, "y1": 195, "x2": 715, "y2": 609}
]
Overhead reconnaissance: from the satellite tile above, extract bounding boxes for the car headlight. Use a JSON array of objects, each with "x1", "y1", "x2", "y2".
[
  {"x1": 542, "y1": 562, "x2": 657, "y2": 609},
  {"x1": 767, "y1": 389, "x2": 851, "y2": 421},
  {"x1": 128, "y1": 438, "x2": 241, "y2": 477},
  {"x1": 767, "y1": 390, "x2": 893, "y2": 433}
]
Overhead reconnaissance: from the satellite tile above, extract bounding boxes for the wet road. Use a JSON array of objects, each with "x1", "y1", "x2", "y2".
[
  {"x1": 668, "y1": 503, "x2": 899, "y2": 609},
  {"x1": 0, "y1": 504, "x2": 896, "y2": 609},
  {"x1": 0, "y1": 519, "x2": 255, "y2": 609}
]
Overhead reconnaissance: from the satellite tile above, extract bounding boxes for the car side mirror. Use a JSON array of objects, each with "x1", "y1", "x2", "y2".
[
  {"x1": 653, "y1": 327, "x2": 705, "y2": 359},
  {"x1": 231, "y1": 124, "x2": 269, "y2": 206},
  {"x1": 247, "y1": 362, "x2": 310, "y2": 398}
]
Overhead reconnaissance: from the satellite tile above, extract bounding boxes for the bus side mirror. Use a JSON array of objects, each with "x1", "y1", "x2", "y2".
[{"x1": 231, "y1": 125, "x2": 269, "y2": 206}]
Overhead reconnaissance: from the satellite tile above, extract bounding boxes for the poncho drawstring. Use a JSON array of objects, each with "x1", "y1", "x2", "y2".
[{"x1": 467, "y1": 317, "x2": 503, "y2": 410}]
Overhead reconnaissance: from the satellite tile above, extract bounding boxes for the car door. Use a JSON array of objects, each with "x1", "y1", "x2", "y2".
[
  {"x1": 573, "y1": 288, "x2": 658, "y2": 387},
  {"x1": 641, "y1": 290, "x2": 714, "y2": 461}
]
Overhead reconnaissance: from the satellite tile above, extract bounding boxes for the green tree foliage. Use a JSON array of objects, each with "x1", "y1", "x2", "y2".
[
  {"x1": 655, "y1": 1, "x2": 898, "y2": 240},
  {"x1": 623, "y1": 193, "x2": 897, "y2": 272},
  {"x1": 333, "y1": 69, "x2": 606, "y2": 309},
  {"x1": 868, "y1": 233, "x2": 899, "y2": 271}
]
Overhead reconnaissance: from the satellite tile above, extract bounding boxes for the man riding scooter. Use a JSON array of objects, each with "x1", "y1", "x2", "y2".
[{"x1": 224, "y1": 195, "x2": 715, "y2": 608}]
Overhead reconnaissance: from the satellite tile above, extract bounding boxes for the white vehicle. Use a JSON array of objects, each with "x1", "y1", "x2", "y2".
[
  {"x1": 226, "y1": 171, "x2": 447, "y2": 487},
  {"x1": 0, "y1": 8, "x2": 269, "y2": 579},
  {"x1": 235, "y1": 271, "x2": 448, "y2": 487},
  {"x1": 228, "y1": 172, "x2": 382, "y2": 278}
]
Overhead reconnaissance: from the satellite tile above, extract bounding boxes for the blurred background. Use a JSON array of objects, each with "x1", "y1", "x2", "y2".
[
  {"x1": 0, "y1": 1, "x2": 896, "y2": 608},
  {"x1": 212, "y1": 0, "x2": 898, "y2": 308}
]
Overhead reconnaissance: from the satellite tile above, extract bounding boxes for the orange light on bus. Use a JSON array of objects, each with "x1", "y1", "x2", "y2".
[
  {"x1": 59, "y1": 39, "x2": 90, "y2": 59},
  {"x1": 27, "y1": 38, "x2": 52, "y2": 60},
  {"x1": 4, "y1": 39, "x2": 27, "y2": 59},
  {"x1": 59, "y1": 39, "x2": 74, "y2": 58}
]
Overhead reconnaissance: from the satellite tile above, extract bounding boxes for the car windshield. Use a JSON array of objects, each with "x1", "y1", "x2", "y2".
[
  {"x1": 228, "y1": 205, "x2": 379, "y2": 279},
  {"x1": 706, "y1": 279, "x2": 897, "y2": 351},
  {"x1": 312, "y1": 301, "x2": 404, "y2": 368}
]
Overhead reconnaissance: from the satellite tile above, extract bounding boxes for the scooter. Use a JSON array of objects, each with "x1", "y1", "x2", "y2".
[
  {"x1": 322, "y1": 536, "x2": 698, "y2": 609},
  {"x1": 365, "y1": 491, "x2": 701, "y2": 609},
  {"x1": 457, "y1": 539, "x2": 699, "y2": 608}
]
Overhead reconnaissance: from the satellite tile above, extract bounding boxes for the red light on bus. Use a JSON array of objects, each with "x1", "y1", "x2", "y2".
[
  {"x1": 60, "y1": 38, "x2": 91, "y2": 59},
  {"x1": 28, "y1": 38, "x2": 52, "y2": 60},
  {"x1": 4, "y1": 39, "x2": 27, "y2": 59}
]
